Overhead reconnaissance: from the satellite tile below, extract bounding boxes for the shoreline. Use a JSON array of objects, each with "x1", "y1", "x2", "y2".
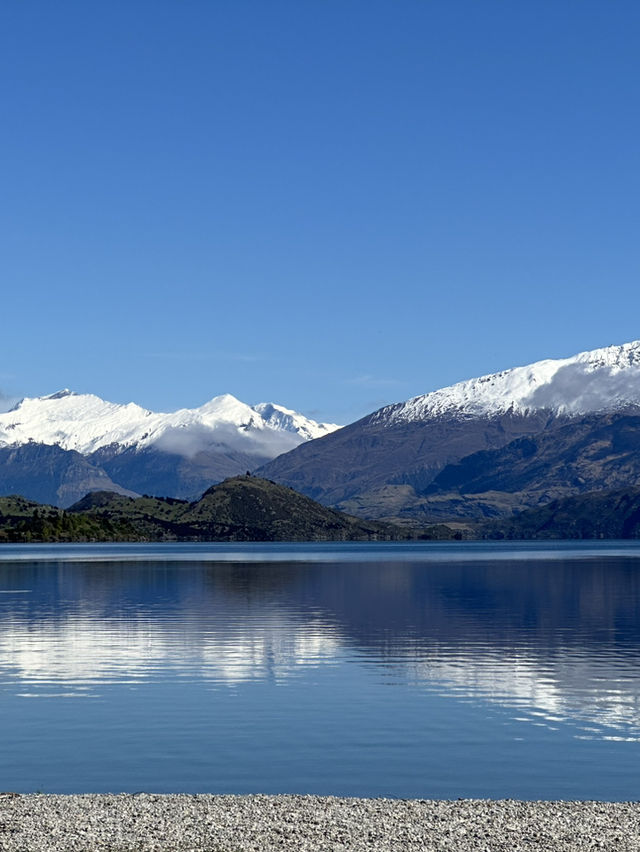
[{"x1": 1, "y1": 794, "x2": 639, "y2": 850}]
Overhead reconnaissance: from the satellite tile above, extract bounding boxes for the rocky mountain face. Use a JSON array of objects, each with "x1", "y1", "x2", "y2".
[
  {"x1": 258, "y1": 341, "x2": 640, "y2": 521},
  {"x1": 0, "y1": 391, "x2": 340, "y2": 506},
  {"x1": 373, "y1": 409, "x2": 640, "y2": 523}
]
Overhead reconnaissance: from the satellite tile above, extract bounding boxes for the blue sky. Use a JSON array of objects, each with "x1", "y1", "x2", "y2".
[{"x1": 2, "y1": 1, "x2": 640, "y2": 424}]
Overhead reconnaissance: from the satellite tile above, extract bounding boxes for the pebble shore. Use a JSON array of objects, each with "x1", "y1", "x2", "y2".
[{"x1": 1, "y1": 794, "x2": 639, "y2": 851}]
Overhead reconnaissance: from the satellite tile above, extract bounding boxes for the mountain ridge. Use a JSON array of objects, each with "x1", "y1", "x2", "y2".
[
  {"x1": 257, "y1": 340, "x2": 640, "y2": 518},
  {"x1": 0, "y1": 391, "x2": 341, "y2": 506},
  {"x1": 376, "y1": 340, "x2": 640, "y2": 424},
  {"x1": 0, "y1": 390, "x2": 340, "y2": 456}
]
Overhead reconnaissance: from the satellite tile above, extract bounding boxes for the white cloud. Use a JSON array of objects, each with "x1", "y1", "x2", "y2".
[{"x1": 525, "y1": 363, "x2": 640, "y2": 413}]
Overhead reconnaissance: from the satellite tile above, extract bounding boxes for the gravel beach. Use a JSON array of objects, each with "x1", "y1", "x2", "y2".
[{"x1": 0, "y1": 794, "x2": 639, "y2": 851}]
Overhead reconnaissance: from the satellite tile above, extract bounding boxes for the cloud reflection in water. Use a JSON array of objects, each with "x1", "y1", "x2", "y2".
[{"x1": 1, "y1": 544, "x2": 640, "y2": 744}]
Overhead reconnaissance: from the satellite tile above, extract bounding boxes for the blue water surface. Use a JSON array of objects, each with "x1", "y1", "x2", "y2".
[{"x1": 0, "y1": 541, "x2": 639, "y2": 799}]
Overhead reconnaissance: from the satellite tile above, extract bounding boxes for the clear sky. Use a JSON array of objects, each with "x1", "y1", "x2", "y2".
[{"x1": 2, "y1": 1, "x2": 639, "y2": 424}]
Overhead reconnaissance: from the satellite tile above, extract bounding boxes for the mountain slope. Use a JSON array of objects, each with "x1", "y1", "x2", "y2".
[
  {"x1": 0, "y1": 444, "x2": 137, "y2": 507},
  {"x1": 428, "y1": 412, "x2": 640, "y2": 499},
  {"x1": 257, "y1": 341, "x2": 640, "y2": 518},
  {"x1": 89, "y1": 443, "x2": 267, "y2": 501},
  {"x1": 357, "y1": 410, "x2": 640, "y2": 523},
  {"x1": 258, "y1": 408, "x2": 557, "y2": 506},
  {"x1": 480, "y1": 487, "x2": 640, "y2": 539}
]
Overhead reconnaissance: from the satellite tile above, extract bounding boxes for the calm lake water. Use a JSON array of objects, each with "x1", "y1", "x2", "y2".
[{"x1": 1, "y1": 541, "x2": 639, "y2": 799}]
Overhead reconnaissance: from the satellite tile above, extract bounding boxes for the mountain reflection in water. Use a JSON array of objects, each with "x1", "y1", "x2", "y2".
[
  {"x1": 1, "y1": 544, "x2": 639, "y2": 733},
  {"x1": 0, "y1": 542, "x2": 639, "y2": 796}
]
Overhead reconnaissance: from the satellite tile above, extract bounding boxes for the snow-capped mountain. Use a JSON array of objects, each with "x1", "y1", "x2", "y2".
[
  {"x1": 0, "y1": 390, "x2": 339, "y2": 457},
  {"x1": 376, "y1": 340, "x2": 640, "y2": 423},
  {"x1": 0, "y1": 390, "x2": 340, "y2": 506},
  {"x1": 5, "y1": 341, "x2": 640, "y2": 514},
  {"x1": 257, "y1": 340, "x2": 640, "y2": 520}
]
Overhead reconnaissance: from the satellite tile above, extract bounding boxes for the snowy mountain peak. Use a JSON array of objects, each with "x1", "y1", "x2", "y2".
[
  {"x1": 379, "y1": 340, "x2": 640, "y2": 424},
  {"x1": 253, "y1": 402, "x2": 339, "y2": 441},
  {"x1": 192, "y1": 393, "x2": 262, "y2": 424},
  {"x1": 0, "y1": 391, "x2": 341, "y2": 457}
]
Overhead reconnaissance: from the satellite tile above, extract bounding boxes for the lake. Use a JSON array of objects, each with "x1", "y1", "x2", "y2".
[{"x1": 0, "y1": 541, "x2": 639, "y2": 799}]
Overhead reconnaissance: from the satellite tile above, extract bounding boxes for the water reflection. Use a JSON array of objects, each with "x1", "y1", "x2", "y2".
[
  {"x1": 0, "y1": 616, "x2": 340, "y2": 689},
  {"x1": 1, "y1": 545, "x2": 640, "y2": 744},
  {"x1": 410, "y1": 648, "x2": 640, "y2": 738}
]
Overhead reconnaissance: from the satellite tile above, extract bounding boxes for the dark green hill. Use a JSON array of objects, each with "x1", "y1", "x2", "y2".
[
  {"x1": 177, "y1": 476, "x2": 411, "y2": 541},
  {"x1": 62, "y1": 476, "x2": 444, "y2": 541},
  {"x1": 10, "y1": 478, "x2": 640, "y2": 541},
  {"x1": 480, "y1": 487, "x2": 640, "y2": 539},
  {"x1": 69, "y1": 491, "x2": 189, "y2": 540},
  {"x1": 0, "y1": 494, "x2": 140, "y2": 542}
]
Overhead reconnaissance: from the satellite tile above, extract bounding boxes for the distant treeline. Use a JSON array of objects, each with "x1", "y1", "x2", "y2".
[
  {"x1": 0, "y1": 477, "x2": 462, "y2": 543},
  {"x1": 3, "y1": 478, "x2": 638, "y2": 543}
]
